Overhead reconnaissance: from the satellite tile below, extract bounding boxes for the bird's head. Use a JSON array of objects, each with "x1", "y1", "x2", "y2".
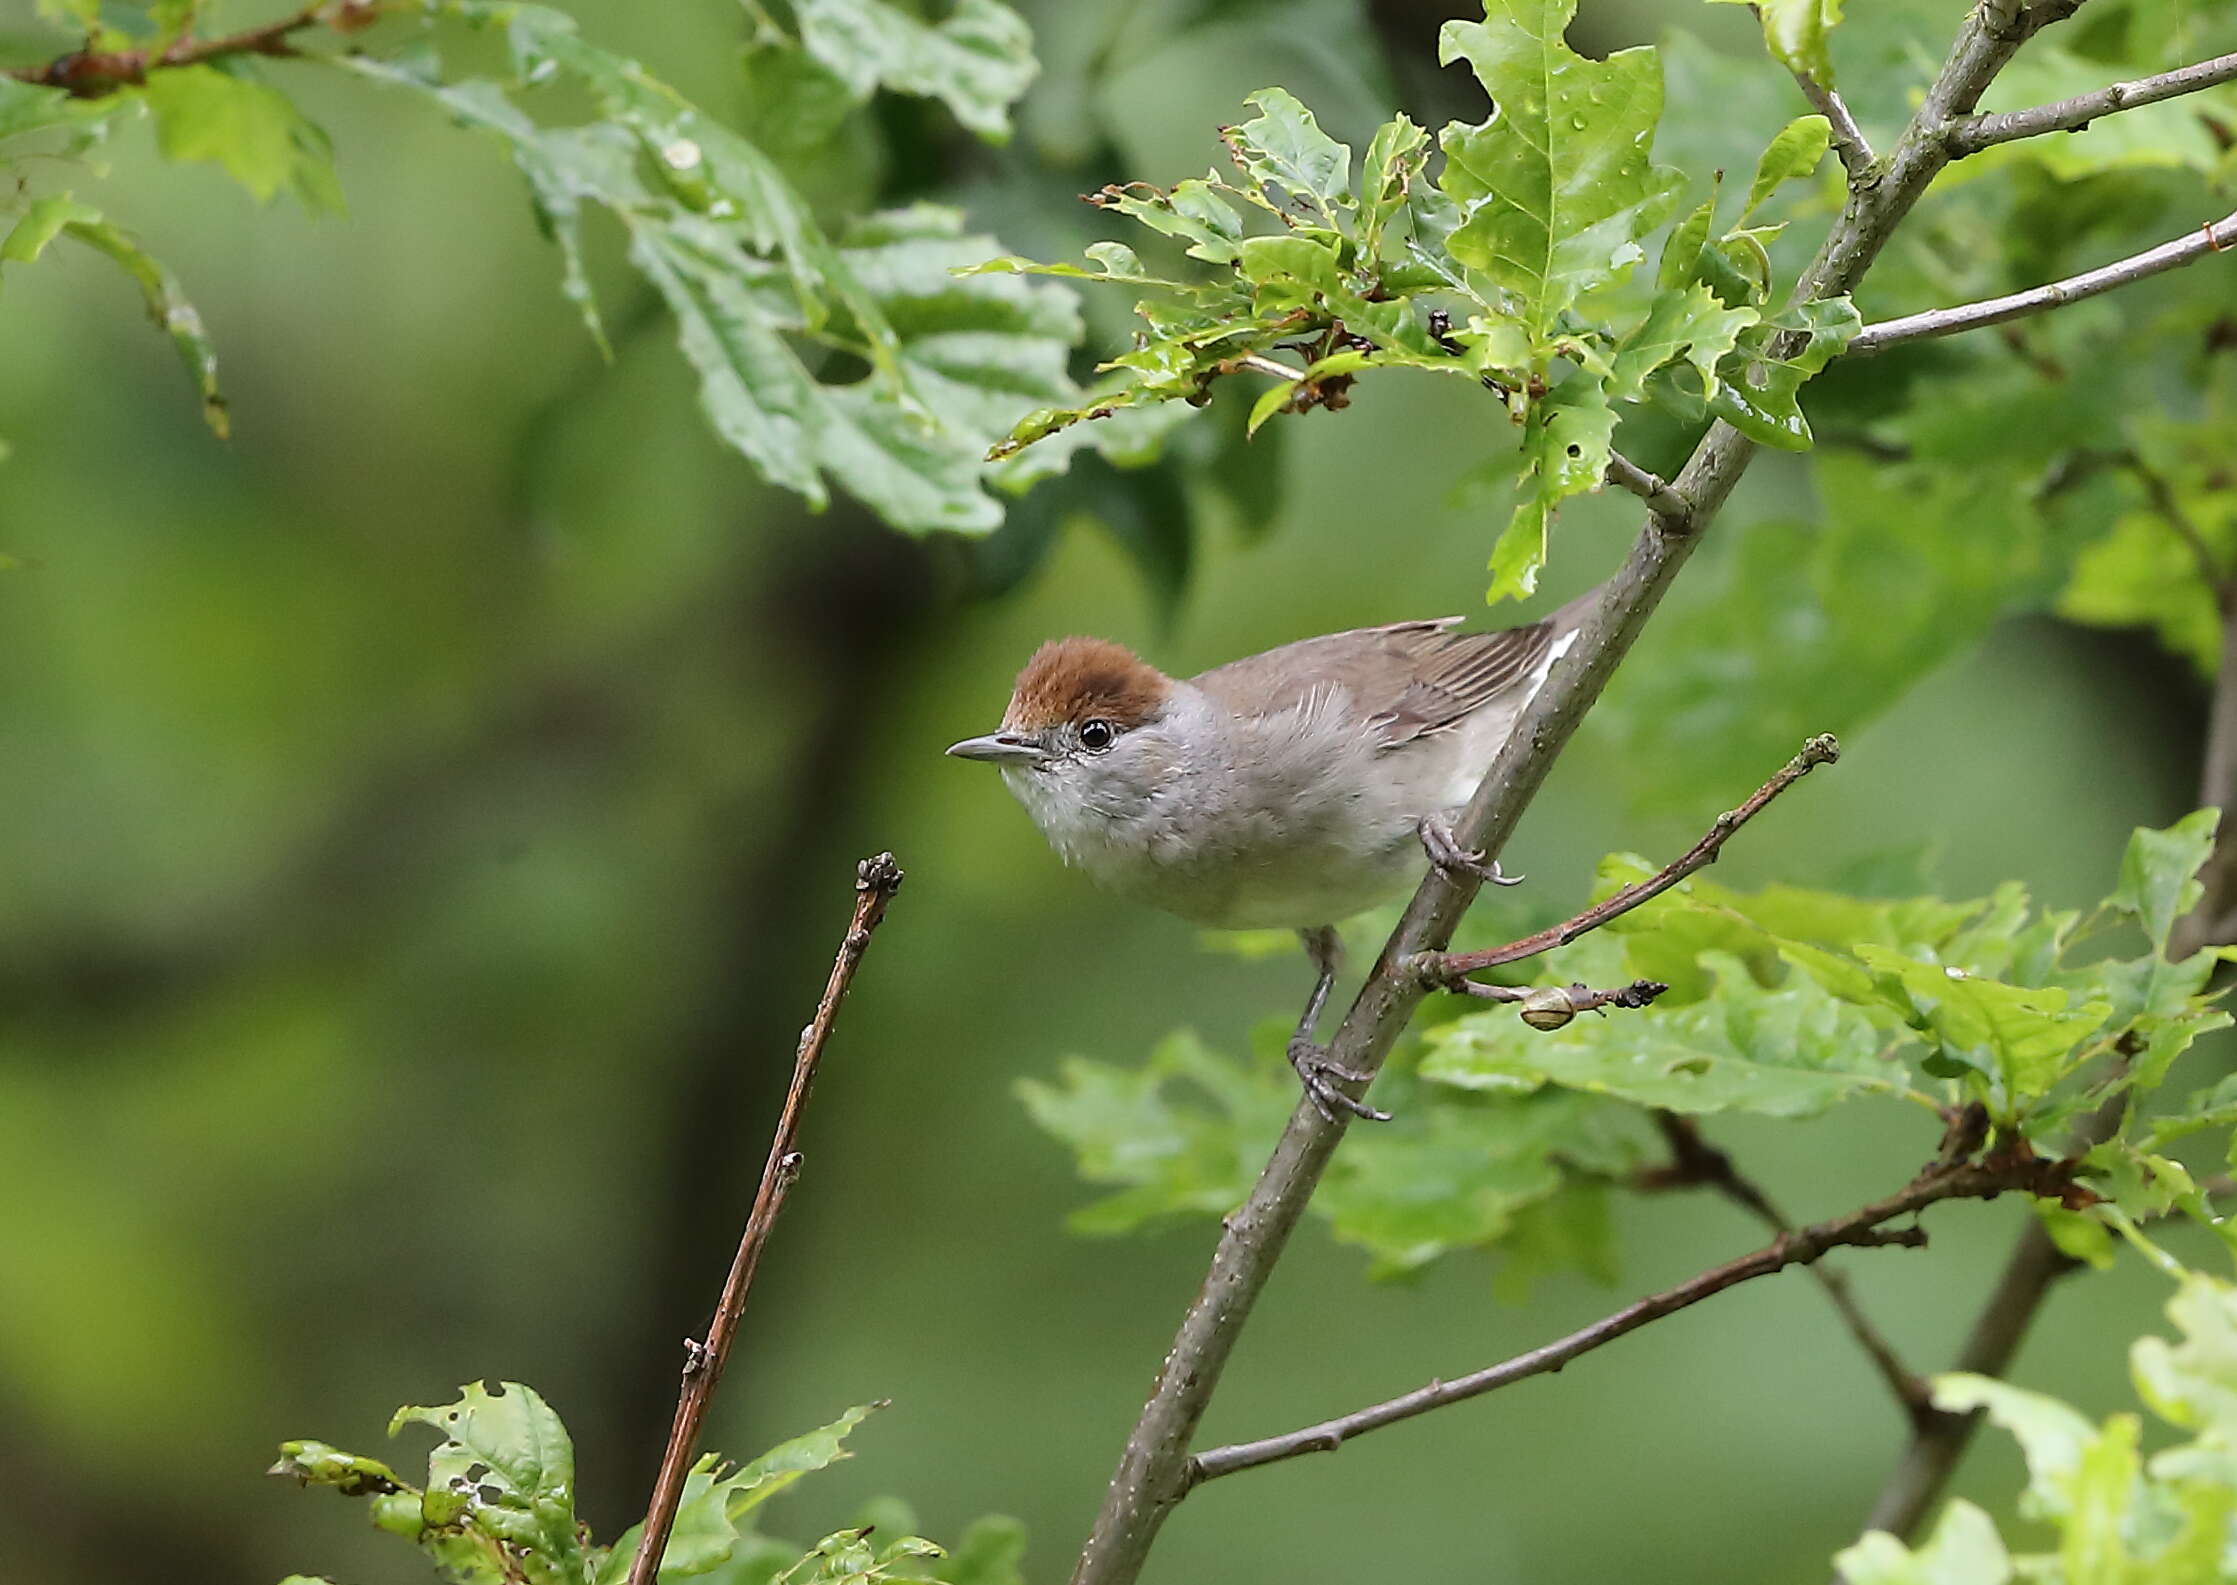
[{"x1": 946, "y1": 637, "x2": 1175, "y2": 785}]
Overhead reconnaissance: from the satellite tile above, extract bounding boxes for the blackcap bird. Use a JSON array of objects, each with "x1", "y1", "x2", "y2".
[{"x1": 948, "y1": 593, "x2": 1595, "y2": 1121}]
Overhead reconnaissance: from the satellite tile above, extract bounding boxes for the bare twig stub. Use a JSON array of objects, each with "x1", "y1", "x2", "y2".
[
  {"x1": 1188, "y1": 1144, "x2": 2083, "y2": 1483},
  {"x1": 1603, "y1": 452, "x2": 1696, "y2": 526},
  {"x1": 1416, "y1": 734, "x2": 1839, "y2": 984},
  {"x1": 1069, "y1": 3, "x2": 2093, "y2": 1577},
  {"x1": 622, "y1": 854, "x2": 905, "y2": 1585},
  {"x1": 1848, "y1": 209, "x2": 2237, "y2": 356},
  {"x1": 4, "y1": 1, "x2": 386, "y2": 96},
  {"x1": 1795, "y1": 75, "x2": 1879, "y2": 179}
]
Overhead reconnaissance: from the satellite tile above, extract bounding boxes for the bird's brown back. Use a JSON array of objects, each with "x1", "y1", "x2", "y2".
[{"x1": 1190, "y1": 596, "x2": 1592, "y2": 750}]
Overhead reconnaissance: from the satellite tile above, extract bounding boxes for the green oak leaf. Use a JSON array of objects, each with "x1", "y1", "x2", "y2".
[
  {"x1": 1710, "y1": 0, "x2": 1845, "y2": 90},
  {"x1": 1223, "y1": 88, "x2": 1352, "y2": 222},
  {"x1": 2132, "y1": 1275, "x2": 2237, "y2": 1463},
  {"x1": 1934, "y1": 1374, "x2": 2100, "y2": 1519},
  {"x1": 1832, "y1": 1500, "x2": 2011, "y2": 1585},
  {"x1": 1596, "y1": 448, "x2": 2058, "y2": 811},
  {"x1": 2110, "y1": 808, "x2": 2219, "y2": 953},
  {"x1": 1017, "y1": 1030, "x2": 1290, "y2": 1235},
  {"x1": 1850, "y1": 946, "x2": 2109, "y2": 1108},
  {"x1": 595, "y1": 1405, "x2": 882, "y2": 1584},
  {"x1": 1705, "y1": 295, "x2": 1861, "y2": 449},
  {"x1": 1084, "y1": 176, "x2": 1246, "y2": 265},
  {"x1": 1834, "y1": 1277, "x2": 2237, "y2": 1583},
  {"x1": 1423, "y1": 950, "x2": 1914, "y2": 1118},
  {"x1": 1436, "y1": 0, "x2": 1685, "y2": 345},
  {"x1": 140, "y1": 62, "x2": 343, "y2": 211},
  {"x1": 1022, "y1": 1024, "x2": 1636, "y2": 1278},
  {"x1": 1609, "y1": 283, "x2": 1758, "y2": 400},
  {"x1": 2058, "y1": 508, "x2": 2226, "y2": 679},
  {"x1": 1742, "y1": 115, "x2": 1832, "y2": 220},
  {"x1": 351, "y1": 36, "x2": 1104, "y2": 534},
  {"x1": 1492, "y1": 380, "x2": 1615, "y2": 602},
  {"x1": 269, "y1": 1440, "x2": 407, "y2": 1497},
  {"x1": 1358, "y1": 113, "x2": 1430, "y2": 258},
  {"x1": 1316, "y1": 1094, "x2": 1581, "y2": 1279},
  {"x1": 0, "y1": 76, "x2": 125, "y2": 149},
  {"x1": 389, "y1": 1381, "x2": 587, "y2": 1585},
  {"x1": 793, "y1": 0, "x2": 1036, "y2": 143},
  {"x1": 1657, "y1": 190, "x2": 1718, "y2": 293}
]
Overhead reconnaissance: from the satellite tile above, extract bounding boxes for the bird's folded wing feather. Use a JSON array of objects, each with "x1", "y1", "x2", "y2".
[{"x1": 1190, "y1": 617, "x2": 1559, "y2": 749}]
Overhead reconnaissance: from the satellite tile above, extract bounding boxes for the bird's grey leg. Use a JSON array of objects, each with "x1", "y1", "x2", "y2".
[
  {"x1": 1286, "y1": 925, "x2": 1391, "y2": 1123},
  {"x1": 1419, "y1": 812, "x2": 1525, "y2": 887}
]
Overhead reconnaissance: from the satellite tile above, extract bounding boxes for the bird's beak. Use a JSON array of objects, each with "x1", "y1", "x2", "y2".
[{"x1": 946, "y1": 731, "x2": 1045, "y2": 766}]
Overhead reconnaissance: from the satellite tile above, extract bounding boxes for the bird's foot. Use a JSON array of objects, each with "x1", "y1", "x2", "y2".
[
  {"x1": 1419, "y1": 814, "x2": 1524, "y2": 887},
  {"x1": 1286, "y1": 1036, "x2": 1391, "y2": 1124}
]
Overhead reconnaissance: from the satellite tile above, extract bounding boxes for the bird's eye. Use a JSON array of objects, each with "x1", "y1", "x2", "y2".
[{"x1": 1079, "y1": 718, "x2": 1116, "y2": 752}]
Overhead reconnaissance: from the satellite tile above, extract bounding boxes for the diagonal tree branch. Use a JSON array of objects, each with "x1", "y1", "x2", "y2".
[
  {"x1": 2123, "y1": 449, "x2": 2231, "y2": 601},
  {"x1": 1188, "y1": 1146, "x2": 2082, "y2": 1483},
  {"x1": 1067, "y1": 7, "x2": 2093, "y2": 1583},
  {"x1": 1944, "y1": 50, "x2": 2237, "y2": 156},
  {"x1": 1643, "y1": 1114, "x2": 1933, "y2": 1424},
  {"x1": 1848, "y1": 209, "x2": 2237, "y2": 356},
  {"x1": 1414, "y1": 734, "x2": 1839, "y2": 984},
  {"x1": 622, "y1": 854, "x2": 905, "y2": 1585}
]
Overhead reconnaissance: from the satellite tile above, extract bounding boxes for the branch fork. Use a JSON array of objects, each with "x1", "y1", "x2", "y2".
[{"x1": 1413, "y1": 733, "x2": 1839, "y2": 993}]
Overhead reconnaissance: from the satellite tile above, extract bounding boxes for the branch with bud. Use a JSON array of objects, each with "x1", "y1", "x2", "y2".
[{"x1": 4, "y1": 1, "x2": 389, "y2": 96}]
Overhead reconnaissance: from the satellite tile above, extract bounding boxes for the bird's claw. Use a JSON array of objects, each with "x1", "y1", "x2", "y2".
[
  {"x1": 1286, "y1": 1036, "x2": 1391, "y2": 1124},
  {"x1": 1418, "y1": 815, "x2": 1524, "y2": 887}
]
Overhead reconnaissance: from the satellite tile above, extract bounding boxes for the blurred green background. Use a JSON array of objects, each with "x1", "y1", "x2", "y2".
[{"x1": 0, "y1": 1, "x2": 2221, "y2": 1582}]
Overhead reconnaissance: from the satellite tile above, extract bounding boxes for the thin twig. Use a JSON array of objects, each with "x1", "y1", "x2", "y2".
[
  {"x1": 1847, "y1": 209, "x2": 2237, "y2": 356},
  {"x1": 1945, "y1": 50, "x2": 2237, "y2": 156},
  {"x1": 1069, "y1": 2, "x2": 2085, "y2": 1577},
  {"x1": 1844, "y1": 1219, "x2": 2082, "y2": 1555},
  {"x1": 1603, "y1": 451, "x2": 1696, "y2": 525},
  {"x1": 622, "y1": 854, "x2": 905, "y2": 1585},
  {"x1": 1644, "y1": 1115, "x2": 1933, "y2": 1425},
  {"x1": 2123, "y1": 450, "x2": 2229, "y2": 605},
  {"x1": 3, "y1": 1, "x2": 385, "y2": 96},
  {"x1": 1797, "y1": 75, "x2": 1879, "y2": 180},
  {"x1": 1189, "y1": 1144, "x2": 2085, "y2": 1483},
  {"x1": 1415, "y1": 734, "x2": 1839, "y2": 983}
]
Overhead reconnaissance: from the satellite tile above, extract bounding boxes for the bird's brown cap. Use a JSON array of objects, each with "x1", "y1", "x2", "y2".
[{"x1": 1003, "y1": 637, "x2": 1170, "y2": 732}]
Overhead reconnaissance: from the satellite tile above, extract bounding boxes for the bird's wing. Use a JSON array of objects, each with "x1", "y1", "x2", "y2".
[{"x1": 1190, "y1": 614, "x2": 1565, "y2": 750}]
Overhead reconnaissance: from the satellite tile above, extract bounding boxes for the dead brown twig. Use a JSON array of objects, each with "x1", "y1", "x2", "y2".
[{"x1": 622, "y1": 854, "x2": 905, "y2": 1585}]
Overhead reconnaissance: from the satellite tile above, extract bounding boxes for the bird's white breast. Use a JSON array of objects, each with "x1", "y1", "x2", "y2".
[{"x1": 999, "y1": 680, "x2": 1517, "y2": 930}]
